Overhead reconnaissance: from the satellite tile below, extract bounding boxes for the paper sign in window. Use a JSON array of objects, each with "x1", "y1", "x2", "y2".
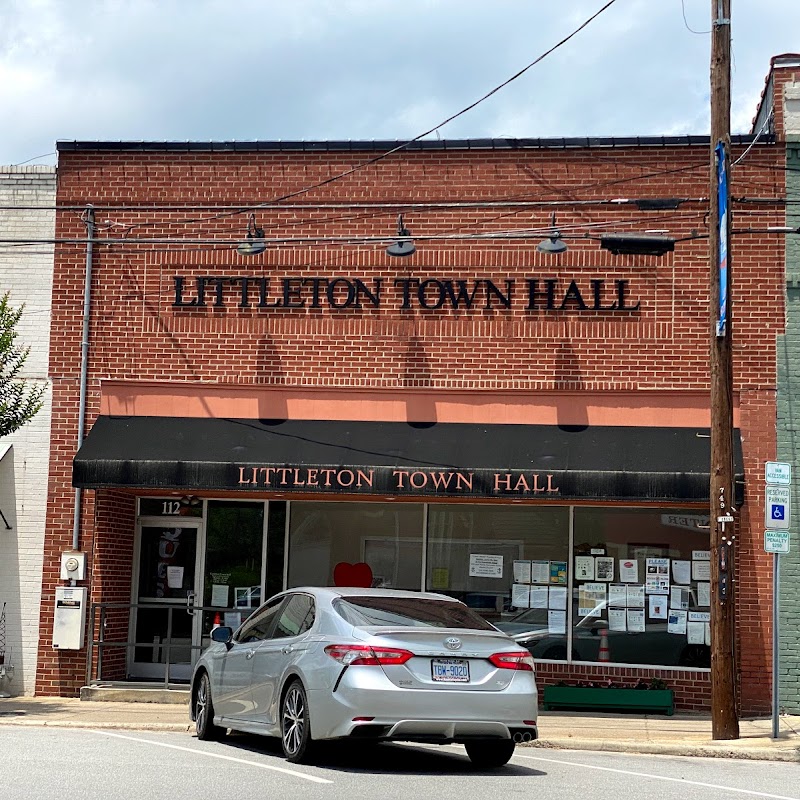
[
  {"x1": 166, "y1": 566, "x2": 184, "y2": 589},
  {"x1": 529, "y1": 585, "x2": 549, "y2": 609},
  {"x1": 547, "y1": 609, "x2": 566, "y2": 634},
  {"x1": 548, "y1": 586, "x2": 567, "y2": 610},
  {"x1": 469, "y1": 553, "x2": 503, "y2": 578},
  {"x1": 530, "y1": 560, "x2": 550, "y2": 584},
  {"x1": 692, "y1": 561, "x2": 711, "y2": 581},
  {"x1": 574, "y1": 556, "x2": 595, "y2": 580},
  {"x1": 513, "y1": 560, "x2": 532, "y2": 584},
  {"x1": 512, "y1": 583, "x2": 531, "y2": 608},
  {"x1": 609, "y1": 584, "x2": 627, "y2": 607},
  {"x1": 608, "y1": 608, "x2": 627, "y2": 631},
  {"x1": 211, "y1": 584, "x2": 229, "y2": 607},
  {"x1": 627, "y1": 609, "x2": 645, "y2": 632},
  {"x1": 667, "y1": 610, "x2": 687, "y2": 634}
]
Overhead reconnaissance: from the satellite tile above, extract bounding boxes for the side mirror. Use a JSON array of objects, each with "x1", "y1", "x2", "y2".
[{"x1": 211, "y1": 625, "x2": 233, "y2": 644}]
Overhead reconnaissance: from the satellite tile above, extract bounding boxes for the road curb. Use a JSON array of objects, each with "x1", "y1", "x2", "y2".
[
  {"x1": 527, "y1": 738, "x2": 800, "y2": 762},
  {"x1": 0, "y1": 720, "x2": 192, "y2": 732}
]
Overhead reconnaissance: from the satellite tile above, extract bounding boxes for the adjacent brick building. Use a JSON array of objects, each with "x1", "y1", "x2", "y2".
[{"x1": 33, "y1": 59, "x2": 797, "y2": 715}]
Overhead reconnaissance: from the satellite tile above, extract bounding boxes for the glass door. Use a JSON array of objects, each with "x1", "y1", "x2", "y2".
[
  {"x1": 130, "y1": 520, "x2": 202, "y2": 682},
  {"x1": 199, "y1": 501, "x2": 266, "y2": 645}
]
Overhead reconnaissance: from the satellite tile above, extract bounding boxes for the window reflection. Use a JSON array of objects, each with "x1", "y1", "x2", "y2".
[
  {"x1": 287, "y1": 502, "x2": 424, "y2": 590},
  {"x1": 571, "y1": 507, "x2": 711, "y2": 667}
]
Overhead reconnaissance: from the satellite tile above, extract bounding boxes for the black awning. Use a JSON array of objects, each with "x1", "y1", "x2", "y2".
[{"x1": 72, "y1": 416, "x2": 745, "y2": 503}]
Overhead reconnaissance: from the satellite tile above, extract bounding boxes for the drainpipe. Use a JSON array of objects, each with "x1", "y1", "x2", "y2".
[{"x1": 72, "y1": 205, "x2": 95, "y2": 554}]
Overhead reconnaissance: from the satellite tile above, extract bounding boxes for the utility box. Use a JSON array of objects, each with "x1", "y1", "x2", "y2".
[
  {"x1": 53, "y1": 587, "x2": 87, "y2": 650},
  {"x1": 60, "y1": 550, "x2": 86, "y2": 581}
]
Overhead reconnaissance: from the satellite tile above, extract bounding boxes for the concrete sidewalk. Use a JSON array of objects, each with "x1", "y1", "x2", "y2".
[{"x1": 1, "y1": 695, "x2": 799, "y2": 762}]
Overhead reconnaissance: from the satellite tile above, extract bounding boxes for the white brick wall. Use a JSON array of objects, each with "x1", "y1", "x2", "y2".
[
  {"x1": 0, "y1": 166, "x2": 55, "y2": 695},
  {"x1": 785, "y1": 83, "x2": 800, "y2": 136}
]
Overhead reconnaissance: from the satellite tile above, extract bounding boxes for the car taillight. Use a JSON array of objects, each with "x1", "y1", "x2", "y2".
[
  {"x1": 324, "y1": 644, "x2": 414, "y2": 666},
  {"x1": 488, "y1": 651, "x2": 535, "y2": 671}
]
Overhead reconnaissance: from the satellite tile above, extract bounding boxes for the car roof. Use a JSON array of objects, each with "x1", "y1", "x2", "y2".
[{"x1": 287, "y1": 586, "x2": 461, "y2": 603}]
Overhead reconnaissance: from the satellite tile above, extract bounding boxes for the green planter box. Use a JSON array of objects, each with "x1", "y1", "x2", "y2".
[{"x1": 542, "y1": 686, "x2": 674, "y2": 715}]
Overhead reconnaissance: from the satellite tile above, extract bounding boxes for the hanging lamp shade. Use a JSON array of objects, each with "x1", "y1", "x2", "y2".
[
  {"x1": 536, "y1": 212, "x2": 567, "y2": 254},
  {"x1": 536, "y1": 234, "x2": 567, "y2": 254},
  {"x1": 386, "y1": 214, "x2": 416, "y2": 257},
  {"x1": 236, "y1": 213, "x2": 266, "y2": 256}
]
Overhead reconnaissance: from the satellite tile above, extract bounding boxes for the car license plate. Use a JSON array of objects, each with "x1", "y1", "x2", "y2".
[{"x1": 431, "y1": 658, "x2": 470, "y2": 682}]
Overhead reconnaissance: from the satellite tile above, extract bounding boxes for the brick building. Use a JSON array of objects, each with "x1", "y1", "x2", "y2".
[
  {"x1": 0, "y1": 165, "x2": 55, "y2": 696},
  {"x1": 34, "y1": 60, "x2": 797, "y2": 714}
]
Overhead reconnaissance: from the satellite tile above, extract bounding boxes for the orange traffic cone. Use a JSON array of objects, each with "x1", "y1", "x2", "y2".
[
  {"x1": 598, "y1": 627, "x2": 611, "y2": 662},
  {"x1": 211, "y1": 611, "x2": 222, "y2": 630}
]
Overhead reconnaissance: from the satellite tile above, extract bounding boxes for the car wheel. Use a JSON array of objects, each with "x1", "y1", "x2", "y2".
[
  {"x1": 195, "y1": 672, "x2": 224, "y2": 741},
  {"x1": 464, "y1": 739, "x2": 516, "y2": 768},
  {"x1": 281, "y1": 680, "x2": 316, "y2": 763}
]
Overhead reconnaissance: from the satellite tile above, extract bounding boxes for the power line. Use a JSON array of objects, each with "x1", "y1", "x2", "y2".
[
  {"x1": 5, "y1": 152, "x2": 57, "y2": 167},
  {"x1": 680, "y1": 0, "x2": 711, "y2": 34}
]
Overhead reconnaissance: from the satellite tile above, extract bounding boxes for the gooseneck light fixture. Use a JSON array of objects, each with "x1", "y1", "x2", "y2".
[
  {"x1": 386, "y1": 214, "x2": 416, "y2": 257},
  {"x1": 236, "y1": 214, "x2": 266, "y2": 256},
  {"x1": 536, "y1": 213, "x2": 568, "y2": 254}
]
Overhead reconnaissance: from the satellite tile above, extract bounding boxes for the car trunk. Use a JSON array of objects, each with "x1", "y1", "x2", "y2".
[{"x1": 350, "y1": 627, "x2": 523, "y2": 691}]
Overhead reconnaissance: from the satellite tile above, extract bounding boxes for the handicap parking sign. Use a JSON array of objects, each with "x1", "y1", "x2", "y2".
[{"x1": 765, "y1": 485, "x2": 791, "y2": 529}]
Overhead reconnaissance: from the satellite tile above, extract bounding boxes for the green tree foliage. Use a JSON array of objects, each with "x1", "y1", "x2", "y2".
[{"x1": 0, "y1": 292, "x2": 45, "y2": 437}]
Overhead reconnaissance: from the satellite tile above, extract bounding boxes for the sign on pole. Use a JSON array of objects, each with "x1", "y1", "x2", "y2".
[
  {"x1": 716, "y1": 141, "x2": 729, "y2": 338},
  {"x1": 765, "y1": 461, "x2": 792, "y2": 485},
  {"x1": 765, "y1": 485, "x2": 791, "y2": 529},
  {"x1": 765, "y1": 530, "x2": 790, "y2": 554}
]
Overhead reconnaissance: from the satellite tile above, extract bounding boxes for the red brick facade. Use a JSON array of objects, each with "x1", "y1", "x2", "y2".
[{"x1": 36, "y1": 73, "x2": 793, "y2": 712}]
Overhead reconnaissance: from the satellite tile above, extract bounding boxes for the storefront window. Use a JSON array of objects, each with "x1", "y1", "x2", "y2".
[
  {"x1": 426, "y1": 505, "x2": 570, "y2": 658},
  {"x1": 287, "y1": 501, "x2": 425, "y2": 590},
  {"x1": 266, "y1": 501, "x2": 287, "y2": 600},
  {"x1": 571, "y1": 507, "x2": 711, "y2": 667},
  {"x1": 203, "y1": 501, "x2": 264, "y2": 634}
]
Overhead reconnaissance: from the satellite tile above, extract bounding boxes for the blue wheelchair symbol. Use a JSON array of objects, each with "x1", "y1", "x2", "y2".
[{"x1": 771, "y1": 504, "x2": 785, "y2": 520}]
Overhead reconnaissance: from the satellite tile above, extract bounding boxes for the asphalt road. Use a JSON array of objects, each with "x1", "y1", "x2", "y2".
[{"x1": 3, "y1": 727, "x2": 799, "y2": 800}]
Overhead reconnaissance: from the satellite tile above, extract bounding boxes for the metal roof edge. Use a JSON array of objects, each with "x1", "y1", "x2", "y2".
[{"x1": 55, "y1": 135, "x2": 776, "y2": 154}]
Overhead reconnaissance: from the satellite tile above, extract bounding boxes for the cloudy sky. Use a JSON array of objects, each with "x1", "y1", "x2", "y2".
[{"x1": 1, "y1": 0, "x2": 798, "y2": 166}]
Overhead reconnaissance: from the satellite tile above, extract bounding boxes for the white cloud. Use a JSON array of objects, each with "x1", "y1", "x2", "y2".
[{"x1": 0, "y1": 0, "x2": 798, "y2": 165}]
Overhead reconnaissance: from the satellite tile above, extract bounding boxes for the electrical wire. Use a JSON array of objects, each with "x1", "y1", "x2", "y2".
[
  {"x1": 680, "y1": 0, "x2": 711, "y2": 34},
  {"x1": 7, "y1": 152, "x2": 57, "y2": 167},
  {"x1": 733, "y1": 116, "x2": 772, "y2": 166}
]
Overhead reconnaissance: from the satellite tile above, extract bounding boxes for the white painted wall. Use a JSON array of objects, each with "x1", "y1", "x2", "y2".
[
  {"x1": 786, "y1": 82, "x2": 800, "y2": 136},
  {"x1": 0, "y1": 166, "x2": 55, "y2": 695}
]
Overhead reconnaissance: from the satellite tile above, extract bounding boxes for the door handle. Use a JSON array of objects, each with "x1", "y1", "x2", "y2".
[
  {"x1": 186, "y1": 591, "x2": 195, "y2": 616},
  {"x1": 245, "y1": 648, "x2": 256, "y2": 660},
  {"x1": 281, "y1": 646, "x2": 293, "y2": 655}
]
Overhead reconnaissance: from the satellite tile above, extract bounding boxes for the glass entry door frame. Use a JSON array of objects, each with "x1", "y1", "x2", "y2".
[{"x1": 129, "y1": 516, "x2": 205, "y2": 682}]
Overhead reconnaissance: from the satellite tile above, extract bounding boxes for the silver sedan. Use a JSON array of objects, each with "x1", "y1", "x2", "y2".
[{"x1": 190, "y1": 587, "x2": 538, "y2": 767}]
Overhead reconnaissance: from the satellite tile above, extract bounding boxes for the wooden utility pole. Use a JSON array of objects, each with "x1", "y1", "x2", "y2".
[{"x1": 709, "y1": 0, "x2": 739, "y2": 740}]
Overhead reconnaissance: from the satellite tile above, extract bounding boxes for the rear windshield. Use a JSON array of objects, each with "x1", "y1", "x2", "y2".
[{"x1": 333, "y1": 596, "x2": 497, "y2": 630}]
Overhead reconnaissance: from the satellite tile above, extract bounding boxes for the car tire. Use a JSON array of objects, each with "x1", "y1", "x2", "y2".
[
  {"x1": 281, "y1": 680, "x2": 316, "y2": 764},
  {"x1": 195, "y1": 672, "x2": 224, "y2": 741},
  {"x1": 464, "y1": 739, "x2": 516, "y2": 768}
]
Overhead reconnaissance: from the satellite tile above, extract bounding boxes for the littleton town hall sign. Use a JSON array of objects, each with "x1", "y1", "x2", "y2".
[{"x1": 172, "y1": 275, "x2": 641, "y2": 312}]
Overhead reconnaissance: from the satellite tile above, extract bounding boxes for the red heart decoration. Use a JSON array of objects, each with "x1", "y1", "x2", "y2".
[{"x1": 333, "y1": 561, "x2": 373, "y2": 588}]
